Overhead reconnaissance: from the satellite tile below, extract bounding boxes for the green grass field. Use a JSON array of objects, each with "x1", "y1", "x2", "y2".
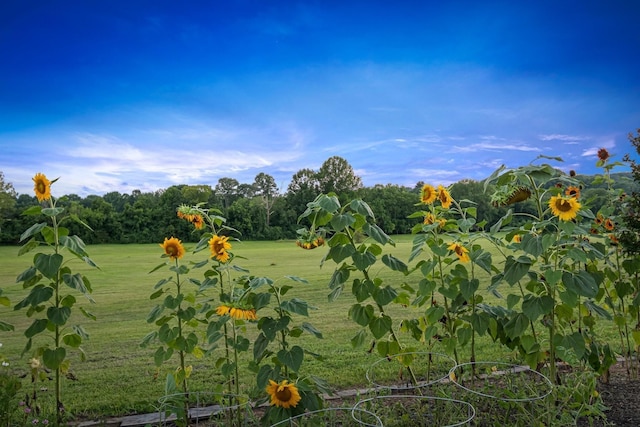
[{"x1": 0, "y1": 237, "x2": 616, "y2": 420}]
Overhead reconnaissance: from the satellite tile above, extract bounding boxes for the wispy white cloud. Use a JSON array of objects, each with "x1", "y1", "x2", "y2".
[
  {"x1": 539, "y1": 134, "x2": 588, "y2": 142},
  {"x1": 448, "y1": 142, "x2": 540, "y2": 153}
]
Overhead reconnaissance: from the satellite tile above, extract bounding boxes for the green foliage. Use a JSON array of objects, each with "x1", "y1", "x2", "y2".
[{"x1": 12, "y1": 174, "x2": 97, "y2": 426}]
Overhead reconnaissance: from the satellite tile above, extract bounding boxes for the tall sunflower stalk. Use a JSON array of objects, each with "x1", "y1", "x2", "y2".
[
  {"x1": 483, "y1": 155, "x2": 613, "y2": 387},
  {"x1": 176, "y1": 204, "x2": 251, "y2": 423},
  {"x1": 15, "y1": 173, "x2": 97, "y2": 426}
]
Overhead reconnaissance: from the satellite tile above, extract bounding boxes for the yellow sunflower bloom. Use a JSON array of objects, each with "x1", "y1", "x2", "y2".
[
  {"x1": 565, "y1": 186, "x2": 581, "y2": 199},
  {"x1": 32, "y1": 173, "x2": 51, "y2": 202},
  {"x1": 604, "y1": 218, "x2": 615, "y2": 231},
  {"x1": 437, "y1": 185, "x2": 453, "y2": 209},
  {"x1": 209, "y1": 235, "x2": 232, "y2": 262},
  {"x1": 160, "y1": 237, "x2": 185, "y2": 260},
  {"x1": 548, "y1": 195, "x2": 581, "y2": 221},
  {"x1": 511, "y1": 234, "x2": 521, "y2": 243},
  {"x1": 266, "y1": 379, "x2": 301, "y2": 409},
  {"x1": 420, "y1": 184, "x2": 437, "y2": 204},
  {"x1": 447, "y1": 243, "x2": 470, "y2": 263}
]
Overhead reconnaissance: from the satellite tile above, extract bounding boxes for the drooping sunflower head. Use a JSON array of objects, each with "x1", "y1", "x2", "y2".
[
  {"x1": 490, "y1": 185, "x2": 531, "y2": 207},
  {"x1": 594, "y1": 213, "x2": 604, "y2": 226},
  {"x1": 160, "y1": 237, "x2": 185, "y2": 260},
  {"x1": 437, "y1": 185, "x2": 452, "y2": 209},
  {"x1": 420, "y1": 184, "x2": 437, "y2": 204},
  {"x1": 266, "y1": 379, "x2": 301, "y2": 409},
  {"x1": 548, "y1": 195, "x2": 581, "y2": 221},
  {"x1": 209, "y1": 235, "x2": 232, "y2": 262},
  {"x1": 32, "y1": 173, "x2": 51, "y2": 202},
  {"x1": 597, "y1": 148, "x2": 610, "y2": 162},
  {"x1": 565, "y1": 186, "x2": 581, "y2": 199},
  {"x1": 447, "y1": 242, "x2": 470, "y2": 263},
  {"x1": 191, "y1": 214, "x2": 204, "y2": 230},
  {"x1": 216, "y1": 304, "x2": 257, "y2": 320}
]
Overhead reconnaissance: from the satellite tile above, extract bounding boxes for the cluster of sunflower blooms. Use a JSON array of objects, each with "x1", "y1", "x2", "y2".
[
  {"x1": 168, "y1": 207, "x2": 301, "y2": 409},
  {"x1": 420, "y1": 183, "x2": 470, "y2": 262}
]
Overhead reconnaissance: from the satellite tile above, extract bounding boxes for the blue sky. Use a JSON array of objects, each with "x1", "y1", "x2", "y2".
[{"x1": 1, "y1": 1, "x2": 639, "y2": 197}]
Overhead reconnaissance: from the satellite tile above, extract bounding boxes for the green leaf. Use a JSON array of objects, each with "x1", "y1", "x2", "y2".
[
  {"x1": 503, "y1": 255, "x2": 532, "y2": 285},
  {"x1": 330, "y1": 214, "x2": 356, "y2": 231},
  {"x1": 14, "y1": 285, "x2": 53, "y2": 310},
  {"x1": 327, "y1": 244, "x2": 355, "y2": 264},
  {"x1": 47, "y1": 306, "x2": 71, "y2": 326},
  {"x1": 376, "y1": 339, "x2": 400, "y2": 357},
  {"x1": 363, "y1": 223, "x2": 392, "y2": 245},
  {"x1": 0, "y1": 320, "x2": 14, "y2": 332},
  {"x1": 42, "y1": 207, "x2": 64, "y2": 217},
  {"x1": 369, "y1": 315, "x2": 392, "y2": 339},
  {"x1": 372, "y1": 285, "x2": 398, "y2": 307},
  {"x1": 24, "y1": 318, "x2": 48, "y2": 338},
  {"x1": 18, "y1": 239, "x2": 39, "y2": 256},
  {"x1": 350, "y1": 199, "x2": 375, "y2": 218},
  {"x1": 43, "y1": 347, "x2": 66, "y2": 370},
  {"x1": 349, "y1": 304, "x2": 374, "y2": 327},
  {"x1": 63, "y1": 333, "x2": 82, "y2": 348},
  {"x1": 521, "y1": 295, "x2": 554, "y2": 321},
  {"x1": 562, "y1": 332, "x2": 586, "y2": 359},
  {"x1": 301, "y1": 322, "x2": 323, "y2": 339},
  {"x1": 280, "y1": 298, "x2": 309, "y2": 316},
  {"x1": 34, "y1": 253, "x2": 63, "y2": 280},
  {"x1": 63, "y1": 273, "x2": 92, "y2": 296},
  {"x1": 350, "y1": 329, "x2": 368, "y2": 348},
  {"x1": 352, "y1": 251, "x2": 377, "y2": 270},
  {"x1": 253, "y1": 333, "x2": 270, "y2": 361},
  {"x1": 504, "y1": 313, "x2": 529, "y2": 340},
  {"x1": 277, "y1": 345, "x2": 304, "y2": 372},
  {"x1": 381, "y1": 254, "x2": 408, "y2": 274},
  {"x1": 352, "y1": 278, "x2": 373, "y2": 302},
  {"x1": 563, "y1": 270, "x2": 598, "y2": 298},
  {"x1": 20, "y1": 222, "x2": 46, "y2": 242},
  {"x1": 460, "y1": 278, "x2": 479, "y2": 301}
]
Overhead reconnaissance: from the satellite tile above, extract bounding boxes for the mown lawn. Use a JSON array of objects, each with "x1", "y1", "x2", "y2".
[{"x1": 0, "y1": 237, "x2": 614, "y2": 420}]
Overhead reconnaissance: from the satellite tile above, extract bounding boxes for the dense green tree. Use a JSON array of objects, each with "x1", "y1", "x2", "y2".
[
  {"x1": 317, "y1": 156, "x2": 363, "y2": 196},
  {"x1": 621, "y1": 129, "x2": 640, "y2": 253},
  {"x1": 0, "y1": 172, "x2": 16, "y2": 233},
  {"x1": 215, "y1": 177, "x2": 240, "y2": 212},
  {"x1": 286, "y1": 168, "x2": 320, "y2": 217},
  {"x1": 253, "y1": 172, "x2": 278, "y2": 227}
]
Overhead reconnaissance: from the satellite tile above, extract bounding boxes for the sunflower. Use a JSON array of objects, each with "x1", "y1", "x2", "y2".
[
  {"x1": 266, "y1": 379, "x2": 301, "y2": 409},
  {"x1": 420, "y1": 184, "x2": 437, "y2": 204},
  {"x1": 216, "y1": 304, "x2": 257, "y2": 320},
  {"x1": 447, "y1": 242, "x2": 470, "y2": 263},
  {"x1": 609, "y1": 234, "x2": 619, "y2": 246},
  {"x1": 209, "y1": 235, "x2": 231, "y2": 262},
  {"x1": 437, "y1": 185, "x2": 453, "y2": 209},
  {"x1": 423, "y1": 212, "x2": 446, "y2": 228},
  {"x1": 565, "y1": 186, "x2": 581, "y2": 199},
  {"x1": 548, "y1": 195, "x2": 581, "y2": 221},
  {"x1": 511, "y1": 234, "x2": 521, "y2": 243},
  {"x1": 604, "y1": 218, "x2": 615, "y2": 231},
  {"x1": 597, "y1": 148, "x2": 610, "y2": 161},
  {"x1": 32, "y1": 173, "x2": 51, "y2": 202},
  {"x1": 594, "y1": 213, "x2": 604, "y2": 226},
  {"x1": 160, "y1": 237, "x2": 185, "y2": 260},
  {"x1": 191, "y1": 214, "x2": 204, "y2": 230}
]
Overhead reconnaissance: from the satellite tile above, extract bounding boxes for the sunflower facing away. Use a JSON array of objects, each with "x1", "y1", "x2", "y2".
[
  {"x1": 266, "y1": 379, "x2": 301, "y2": 409},
  {"x1": 447, "y1": 242, "x2": 470, "y2": 263},
  {"x1": 216, "y1": 304, "x2": 257, "y2": 320},
  {"x1": 420, "y1": 184, "x2": 437, "y2": 204},
  {"x1": 209, "y1": 235, "x2": 232, "y2": 262},
  {"x1": 548, "y1": 195, "x2": 581, "y2": 221},
  {"x1": 32, "y1": 173, "x2": 51, "y2": 202},
  {"x1": 160, "y1": 237, "x2": 185, "y2": 260}
]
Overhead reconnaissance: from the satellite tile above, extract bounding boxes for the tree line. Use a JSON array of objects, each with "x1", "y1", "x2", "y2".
[{"x1": 0, "y1": 156, "x2": 637, "y2": 245}]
